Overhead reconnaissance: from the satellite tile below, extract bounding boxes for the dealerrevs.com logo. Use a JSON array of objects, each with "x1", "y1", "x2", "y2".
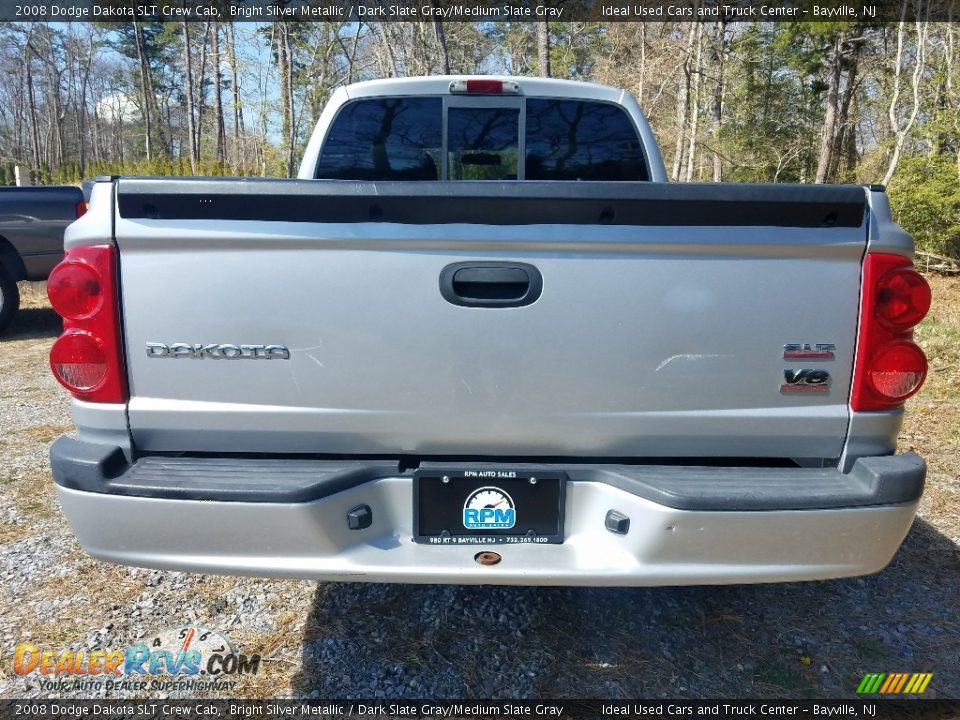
[{"x1": 12, "y1": 625, "x2": 260, "y2": 693}]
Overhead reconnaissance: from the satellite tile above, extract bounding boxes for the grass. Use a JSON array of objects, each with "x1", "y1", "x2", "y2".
[
  {"x1": 757, "y1": 660, "x2": 813, "y2": 693},
  {"x1": 903, "y1": 275, "x2": 960, "y2": 540},
  {"x1": 17, "y1": 281, "x2": 51, "y2": 309},
  {"x1": 0, "y1": 471, "x2": 59, "y2": 539},
  {"x1": 854, "y1": 637, "x2": 889, "y2": 662}
]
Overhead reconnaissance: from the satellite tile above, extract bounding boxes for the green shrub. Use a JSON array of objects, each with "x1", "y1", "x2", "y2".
[{"x1": 888, "y1": 154, "x2": 960, "y2": 261}]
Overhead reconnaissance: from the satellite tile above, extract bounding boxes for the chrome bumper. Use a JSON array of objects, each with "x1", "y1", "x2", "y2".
[{"x1": 55, "y1": 477, "x2": 920, "y2": 586}]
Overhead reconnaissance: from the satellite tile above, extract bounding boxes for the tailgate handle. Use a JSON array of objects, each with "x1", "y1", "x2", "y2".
[{"x1": 440, "y1": 262, "x2": 543, "y2": 308}]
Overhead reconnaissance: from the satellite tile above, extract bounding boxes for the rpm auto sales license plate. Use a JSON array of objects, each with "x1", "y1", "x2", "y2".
[{"x1": 413, "y1": 469, "x2": 565, "y2": 545}]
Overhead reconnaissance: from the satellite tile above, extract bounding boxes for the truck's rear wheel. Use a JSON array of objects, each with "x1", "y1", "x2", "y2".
[{"x1": 0, "y1": 265, "x2": 20, "y2": 334}]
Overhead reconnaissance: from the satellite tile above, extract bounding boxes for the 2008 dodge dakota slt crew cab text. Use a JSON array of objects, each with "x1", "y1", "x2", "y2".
[{"x1": 46, "y1": 76, "x2": 931, "y2": 586}]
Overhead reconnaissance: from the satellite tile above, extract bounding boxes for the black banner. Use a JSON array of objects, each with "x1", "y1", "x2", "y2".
[
  {"x1": 0, "y1": 0, "x2": 958, "y2": 23},
  {"x1": 2, "y1": 700, "x2": 960, "y2": 720}
]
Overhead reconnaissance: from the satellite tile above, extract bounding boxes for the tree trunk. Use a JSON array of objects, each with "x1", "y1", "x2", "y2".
[
  {"x1": 29, "y1": 31, "x2": 66, "y2": 172},
  {"x1": 227, "y1": 24, "x2": 244, "y2": 173},
  {"x1": 24, "y1": 39, "x2": 41, "y2": 178},
  {"x1": 685, "y1": 23, "x2": 704, "y2": 182},
  {"x1": 637, "y1": 24, "x2": 646, "y2": 108},
  {"x1": 815, "y1": 31, "x2": 844, "y2": 184},
  {"x1": 182, "y1": 22, "x2": 198, "y2": 173},
  {"x1": 883, "y1": 11, "x2": 929, "y2": 186},
  {"x1": 432, "y1": 16, "x2": 450, "y2": 74},
  {"x1": 132, "y1": 21, "x2": 153, "y2": 161},
  {"x1": 76, "y1": 28, "x2": 95, "y2": 177},
  {"x1": 276, "y1": 22, "x2": 295, "y2": 177},
  {"x1": 712, "y1": 22, "x2": 727, "y2": 182},
  {"x1": 671, "y1": 25, "x2": 697, "y2": 181},
  {"x1": 536, "y1": 10, "x2": 551, "y2": 77},
  {"x1": 337, "y1": 21, "x2": 362, "y2": 84},
  {"x1": 949, "y1": 23, "x2": 960, "y2": 180},
  {"x1": 834, "y1": 32, "x2": 862, "y2": 180},
  {"x1": 843, "y1": 93, "x2": 860, "y2": 175},
  {"x1": 196, "y1": 22, "x2": 212, "y2": 164},
  {"x1": 47, "y1": 66, "x2": 65, "y2": 171},
  {"x1": 945, "y1": 21, "x2": 960, "y2": 180},
  {"x1": 212, "y1": 23, "x2": 226, "y2": 168},
  {"x1": 371, "y1": 23, "x2": 398, "y2": 78}
]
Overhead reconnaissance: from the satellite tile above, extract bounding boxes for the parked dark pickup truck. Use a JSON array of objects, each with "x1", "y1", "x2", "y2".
[{"x1": 0, "y1": 185, "x2": 86, "y2": 333}]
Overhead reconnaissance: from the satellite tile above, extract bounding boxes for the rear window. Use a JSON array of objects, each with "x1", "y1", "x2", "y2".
[
  {"x1": 315, "y1": 97, "x2": 442, "y2": 181},
  {"x1": 525, "y1": 99, "x2": 648, "y2": 181},
  {"x1": 316, "y1": 97, "x2": 646, "y2": 181},
  {"x1": 448, "y1": 107, "x2": 520, "y2": 181}
]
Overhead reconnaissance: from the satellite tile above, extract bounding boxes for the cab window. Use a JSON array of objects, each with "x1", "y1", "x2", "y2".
[
  {"x1": 315, "y1": 97, "x2": 441, "y2": 180},
  {"x1": 525, "y1": 99, "x2": 648, "y2": 181},
  {"x1": 315, "y1": 96, "x2": 647, "y2": 181}
]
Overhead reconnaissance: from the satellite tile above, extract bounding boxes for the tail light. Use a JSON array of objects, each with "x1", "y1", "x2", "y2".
[
  {"x1": 851, "y1": 253, "x2": 931, "y2": 411},
  {"x1": 47, "y1": 245, "x2": 127, "y2": 403},
  {"x1": 75, "y1": 201, "x2": 87, "y2": 218},
  {"x1": 449, "y1": 79, "x2": 521, "y2": 95}
]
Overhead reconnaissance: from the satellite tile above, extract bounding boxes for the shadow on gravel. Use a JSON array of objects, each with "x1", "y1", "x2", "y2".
[
  {"x1": 292, "y1": 518, "x2": 959, "y2": 700},
  {"x1": 2, "y1": 307, "x2": 61, "y2": 341}
]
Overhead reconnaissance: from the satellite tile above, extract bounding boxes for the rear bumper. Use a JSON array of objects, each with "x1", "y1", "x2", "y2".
[{"x1": 50, "y1": 437, "x2": 924, "y2": 586}]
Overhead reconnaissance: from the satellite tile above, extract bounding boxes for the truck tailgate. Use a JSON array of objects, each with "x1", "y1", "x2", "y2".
[{"x1": 111, "y1": 179, "x2": 868, "y2": 460}]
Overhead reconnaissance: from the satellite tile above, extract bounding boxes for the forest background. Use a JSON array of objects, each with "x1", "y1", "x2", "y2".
[{"x1": 1, "y1": 17, "x2": 958, "y2": 260}]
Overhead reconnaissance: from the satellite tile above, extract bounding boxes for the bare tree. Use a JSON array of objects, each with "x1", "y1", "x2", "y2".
[
  {"x1": 212, "y1": 23, "x2": 225, "y2": 168},
  {"x1": 369, "y1": 23, "x2": 399, "y2": 78},
  {"x1": 832, "y1": 29, "x2": 864, "y2": 181},
  {"x1": 671, "y1": 25, "x2": 698, "y2": 181},
  {"x1": 432, "y1": 15, "x2": 450, "y2": 74},
  {"x1": 182, "y1": 22, "x2": 198, "y2": 173},
  {"x1": 685, "y1": 23, "x2": 704, "y2": 182},
  {"x1": 196, "y1": 22, "x2": 212, "y2": 161},
  {"x1": 274, "y1": 21, "x2": 295, "y2": 177},
  {"x1": 536, "y1": 6, "x2": 551, "y2": 77},
  {"x1": 69, "y1": 26, "x2": 96, "y2": 176},
  {"x1": 22, "y1": 28, "x2": 41, "y2": 177},
  {"x1": 947, "y1": 21, "x2": 960, "y2": 180},
  {"x1": 336, "y1": 21, "x2": 363, "y2": 84},
  {"x1": 882, "y1": 10, "x2": 929, "y2": 186},
  {"x1": 132, "y1": 20, "x2": 154, "y2": 161},
  {"x1": 227, "y1": 23, "x2": 245, "y2": 172},
  {"x1": 815, "y1": 31, "x2": 845, "y2": 183},
  {"x1": 711, "y1": 22, "x2": 728, "y2": 182},
  {"x1": 26, "y1": 27, "x2": 67, "y2": 170}
]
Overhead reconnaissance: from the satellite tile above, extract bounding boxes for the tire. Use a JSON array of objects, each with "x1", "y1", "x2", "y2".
[{"x1": 0, "y1": 264, "x2": 20, "y2": 335}]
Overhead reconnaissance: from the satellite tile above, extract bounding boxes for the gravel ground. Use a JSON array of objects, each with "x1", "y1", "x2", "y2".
[{"x1": 0, "y1": 280, "x2": 958, "y2": 701}]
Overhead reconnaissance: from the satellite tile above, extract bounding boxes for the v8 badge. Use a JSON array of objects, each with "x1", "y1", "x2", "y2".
[{"x1": 781, "y1": 368, "x2": 831, "y2": 393}]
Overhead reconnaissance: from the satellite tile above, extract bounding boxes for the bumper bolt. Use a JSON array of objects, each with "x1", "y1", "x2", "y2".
[
  {"x1": 605, "y1": 509, "x2": 630, "y2": 535},
  {"x1": 346, "y1": 504, "x2": 373, "y2": 530}
]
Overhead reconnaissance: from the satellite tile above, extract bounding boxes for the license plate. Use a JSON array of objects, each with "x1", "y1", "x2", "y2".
[{"x1": 413, "y1": 469, "x2": 565, "y2": 545}]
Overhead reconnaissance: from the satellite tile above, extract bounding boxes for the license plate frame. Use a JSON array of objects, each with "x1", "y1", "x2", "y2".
[{"x1": 413, "y1": 468, "x2": 565, "y2": 545}]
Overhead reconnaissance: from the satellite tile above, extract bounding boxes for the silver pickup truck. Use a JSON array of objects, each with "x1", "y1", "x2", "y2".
[
  {"x1": 0, "y1": 185, "x2": 86, "y2": 333},
  {"x1": 47, "y1": 76, "x2": 931, "y2": 586}
]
